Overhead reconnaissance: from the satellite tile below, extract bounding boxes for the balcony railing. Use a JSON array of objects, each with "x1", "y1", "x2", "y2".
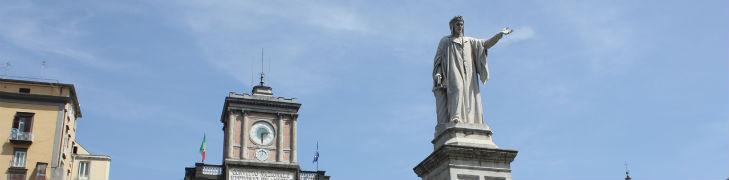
[
  {"x1": 9, "y1": 128, "x2": 32, "y2": 142},
  {"x1": 201, "y1": 165, "x2": 222, "y2": 175},
  {"x1": 300, "y1": 171, "x2": 322, "y2": 180},
  {"x1": 10, "y1": 159, "x2": 25, "y2": 168}
]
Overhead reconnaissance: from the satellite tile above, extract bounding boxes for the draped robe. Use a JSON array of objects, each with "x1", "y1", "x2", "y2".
[{"x1": 432, "y1": 33, "x2": 504, "y2": 124}]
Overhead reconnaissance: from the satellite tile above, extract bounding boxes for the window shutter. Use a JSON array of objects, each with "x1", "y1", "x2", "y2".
[
  {"x1": 24, "y1": 116, "x2": 32, "y2": 132},
  {"x1": 12, "y1": 115, "x2": 19, "y2": 129}
]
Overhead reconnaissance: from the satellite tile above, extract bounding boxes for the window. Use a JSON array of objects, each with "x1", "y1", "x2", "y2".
[
  {"x1": 10, "y1": 113, "x2": 34, "y2": 142},
  {"x1": 78, "y1": 161, "x2": 90, "y2": 179},
  {"x1": 12, "y1": 149, "x2": 27, "y2": 167},
  {"x1": 457, "y1": 174, "x2": 479, "y2": 180},
  {"x1": 62, "y1": 126, "x2": 69, "y2": 157},
  {"x1": 8, "y1": 173, "x2": 25, "y2": 180},
  {"x1": 35, "y1": 163, "x2": 48, "y2": 180},
  {"x1": 18, "y1": 88, "x2": 30, "y2": 94},
  {"x1": 483, "y1": 177, "x2": 506, "y2": 180},
  {"x1": 65, "y1": 126, "x2": 71, "y2": 149},
  {"x1": 66, "y1": 135, "x2": 72, "y2": 154},
  {"x1": 13, "y1": 112, "x2": 34, "y2": 133}
]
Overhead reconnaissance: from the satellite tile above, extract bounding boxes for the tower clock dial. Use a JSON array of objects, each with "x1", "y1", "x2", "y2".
[
  {"x1": 255, "y1": 149, "x2": 269, "y2": 161},
  {"x1": 249, "y1": 121, "x2": 275, "y2": 145}
]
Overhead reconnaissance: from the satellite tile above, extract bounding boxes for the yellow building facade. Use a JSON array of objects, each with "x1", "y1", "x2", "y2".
[
  {"x1": 71, "y1": 145, "x2": 111, "y2": 180},
  {"x1": 0, "y1": 77, "x2": 110, "y2": 180}
]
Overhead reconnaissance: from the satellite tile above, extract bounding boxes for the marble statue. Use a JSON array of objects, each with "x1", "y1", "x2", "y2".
[{"x1": 432, "y1": 16, "x2": 512, "y2": 124}]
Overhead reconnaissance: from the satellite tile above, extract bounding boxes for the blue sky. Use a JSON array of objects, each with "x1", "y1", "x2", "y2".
[{"x1": 1, "y1": 0, "x2": 727, "y2": 179}]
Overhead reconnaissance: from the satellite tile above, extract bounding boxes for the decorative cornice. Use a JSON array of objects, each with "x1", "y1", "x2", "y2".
[
  {"x1": 431, "y1": 126, "x2": 493, "y2": 145},
  {"x1": 7, "y1": 166, "x2": 28, "y2": 173},
  {"x1": 0, "y1": 78, "x2": 82, "y2": 117},
  {"x1": 73, "y1": 154, "x2": 112, "y2": 161},
  {"x1": 224, "y1": 159, "x2": 300, "y2": 170},
  {"x1": 413, "y1": 145, "x2": 518, "y2": 177},
  {"x1": 276, "y1": 112, "x2": 299, "y2": 120},
  {"x1": 228, "y1": 92, "x2": 298, "y2": 103},
  {"x1": 220, "y1": 93, "x2": 301, "y2": 123},
  {"x1": 225, "y1": 97, "x2": 300, "y2": 110},
  {"x1": 0, "y1": 91, "x2": 69, "y2": 104}
]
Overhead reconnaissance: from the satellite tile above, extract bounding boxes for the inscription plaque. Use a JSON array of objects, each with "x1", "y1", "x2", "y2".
[{"x1": 228, "y1": 168, "x2": 295, "y2": 180}]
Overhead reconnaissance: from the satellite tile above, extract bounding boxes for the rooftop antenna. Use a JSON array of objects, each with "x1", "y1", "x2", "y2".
[
  {"x1": 2, "y1": 62, "x2": 10, "y2": 77},
  {"x1": 624, "y1": 162, "x2": 632, "y2": 180},
  {"x1": 267, "y1": 51, "x2": 272, "y2": 87},
  {"x1": 250, "y1": 48, "x2": 274, "y2": 96},
  {"x1": 40, "y1": 60, "x2": 47, "y2": 79},
  {"x1": 250, "y1": 55, "x2": 254, "y2": 89},
  {"x1": 260, "y1": 48, "x2": 265, "y2": 86}
]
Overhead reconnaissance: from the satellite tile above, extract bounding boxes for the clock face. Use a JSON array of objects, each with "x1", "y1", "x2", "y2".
[
  {"x1": 255, "y1": 149, "x2": 268, "y2": 161},
  {"x1": 249, "y1": 121, "x2": 275, "y2": 145}
]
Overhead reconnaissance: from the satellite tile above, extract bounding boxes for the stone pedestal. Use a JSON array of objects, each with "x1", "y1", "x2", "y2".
[
  {"x1": 432, "y1": 122, "x2": 498, "y2": 149},
  {"x1": 415, "y1": 122, "x2": 518, "y2": 180}
]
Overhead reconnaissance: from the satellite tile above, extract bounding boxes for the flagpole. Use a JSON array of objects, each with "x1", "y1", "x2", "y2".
[
  {"x1": 317, "y1": 141, "x2": 319, "y2": 180},
  {"x1": 313, "y1": 141, "x2": 319, "y2": 180},
  {"x1": 200, "y1": 133, "x2": 207, "y2": 163}
]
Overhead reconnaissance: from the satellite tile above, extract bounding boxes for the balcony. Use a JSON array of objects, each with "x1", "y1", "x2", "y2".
[
  {"x1": 201, "y1": 165, "x2": 222, "y2": 175},
  {"x1": 300, "y1": 171, "x2": 327, "y2": 180},
  {"x1": 9, "y1": 129, "x2": 32, "y2": 144},
  {"x1": 9, "y1": 159, "x2": 25, "y2": 169},
  {"x1": 185, "y1": 163, "x2": 223, "y2": 179}
]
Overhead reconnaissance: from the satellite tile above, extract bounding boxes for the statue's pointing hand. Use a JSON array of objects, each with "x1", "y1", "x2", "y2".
[{"x1": 501, "y1": 27, "x2": 513, "y2": 35}]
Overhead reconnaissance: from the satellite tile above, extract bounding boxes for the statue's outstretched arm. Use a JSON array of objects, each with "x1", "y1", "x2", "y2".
[{"x1": 483, "y1": 27, "x2": 512, "y2": 49}]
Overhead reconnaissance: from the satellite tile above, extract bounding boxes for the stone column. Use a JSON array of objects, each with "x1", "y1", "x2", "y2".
[
  {"x1": 291, "y1": 116, "x2": 297, "y2": 163},
  {"x1": 240, "y1": 111, "x2": 248, "y2": 160},
  {"x1": 226, "y1": 111, "x2": 235, "y2": 159},
  {"x1": 276, "y1": 113, "x2": 284, "y2": 162}
]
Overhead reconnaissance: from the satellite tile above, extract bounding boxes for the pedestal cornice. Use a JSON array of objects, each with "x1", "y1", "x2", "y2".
[{"x1": 413, "y1": 145, "x2": 518, "y2": 177}]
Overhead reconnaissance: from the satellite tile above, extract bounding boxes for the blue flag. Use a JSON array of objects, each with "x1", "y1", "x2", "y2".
[
  {"x1": 313, "y1": 151, "x2": 319, "y2": 163},
  {"x1": 313, "y1": 141, "x2": 319, "y2": 163}
]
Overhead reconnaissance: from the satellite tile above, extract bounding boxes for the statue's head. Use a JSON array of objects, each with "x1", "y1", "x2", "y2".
[{"x1": 449, "y1": 16, "x2": 464, "y2": 37}]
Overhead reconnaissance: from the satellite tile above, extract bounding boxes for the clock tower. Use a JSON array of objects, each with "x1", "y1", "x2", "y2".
[
  {"x1": 220, "y1": 78, "x2": 301, "y2": 179},
  {"x1": 184, "y1": 73, "x2": 330, "y2": 180}
]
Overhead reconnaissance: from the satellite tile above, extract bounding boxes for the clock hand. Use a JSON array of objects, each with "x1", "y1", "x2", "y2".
[
  {"x1": 261, "y1": 131, "x2": 269, "y2": 143},
  {"x1": 260, "y1": 131, "x2": 268, "y2": 144},
  {"x1": 260, "y1": 132, "x2": 264, "y2": 144}
]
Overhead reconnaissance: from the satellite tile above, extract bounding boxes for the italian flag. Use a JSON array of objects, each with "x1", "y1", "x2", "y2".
[{"x1": 199, "y1": 134, "x2": 207, "y2": 162}]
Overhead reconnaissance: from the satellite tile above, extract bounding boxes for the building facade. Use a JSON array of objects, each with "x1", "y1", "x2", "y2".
[
  {"x1": 185, "y1": 79, "x2": 329, "y2": 180},
  {"x1": 71, "y1": 144, "x2": 111, "y2": 180},
  {"x1": 0, "y1": 77, "x2": 111, "y2": 180}
]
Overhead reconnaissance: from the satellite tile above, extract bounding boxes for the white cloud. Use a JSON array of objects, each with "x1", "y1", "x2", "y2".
[
  {"x1": 177, "y1": 0, "x2": 370, "y2": 34},
  {"x1": 541, "y1": 1, "x2": 637, "y2": 75},
  {"x1": 80, "y1": 85, "x2": 203, "y2": 130},
  {"x1": 0, "y1": 2, "x2": 125, "y2": 70},
  {"x1": 501, "y1": 26, "x2": 537, "y2": 45},
  {"x1": 164, "y1": 0, "x2": 370, "y2": 94}
]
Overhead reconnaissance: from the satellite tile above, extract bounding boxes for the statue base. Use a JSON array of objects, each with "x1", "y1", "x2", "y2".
[
  {"x1": 415, "y1": 122, "x2": 518, "y2": 180},
  {"x1": 432, "y1": 122, "x2": 498, "y2": 150},
  {"x1": 413, "y1": 145, "x2": 517, "y2": 180}
]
